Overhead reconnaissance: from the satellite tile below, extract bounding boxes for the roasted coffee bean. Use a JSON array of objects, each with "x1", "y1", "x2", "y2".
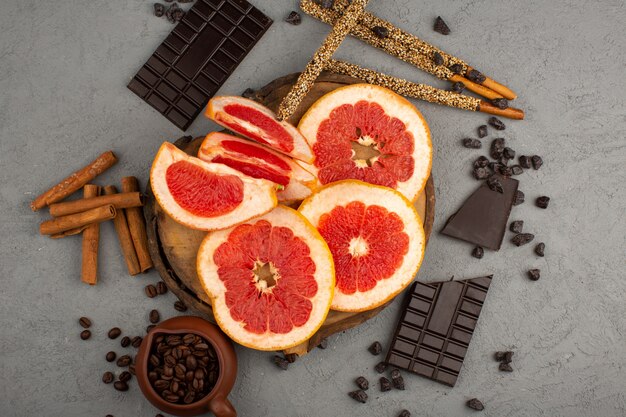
[
  {"x1": 174, "y1": 300, "x2": 188, "y2": 312},
  {"x1": 372, "y1": 25, "x2": 389, "y2": 38},
  {"x1": 154, "y1": 3, "x2": 165, "y2": 17},
  {"x1": 477, "y1": 125, "x2": 488, "y2": 138},
  {"x1": 433, "y1": 51, "x2": 444, "y2": 66},
  {"x1": 79, "y1": 317, "x2": 92, "y2": 328},
  {"x1": 488, "y1": 116, "x2": 506, "y2": 130},
  {"x1": 398, "y1": 411, "x2": 411, "y2": 417},
  {"x1": 374, "y1": 362, "x2": 387, "y2": 373},
  {"x1": 368, "y1": 341, "x2": 383, "y2": 355},
  {"x1": 165, "y1": 394, "x2": 180, "y2": 403},
  {"x1": 513, "y1": 190, "x2": 525, "y2": 206},
  {"x1": 536, "y1": 196, "x2": 550, "y2": 209},
  {"x1": 518, "y1": 155, "x2": 532, "y2": 169},
  {"x1": 473, "y1": 167, "x2": 490, "y2": 180},
  {"x1": 510, "y1": 221, "x2": 524, "y2": 234},
  {"x1": 355, "y1": 376, "x2": 369, "y2": 390},
  {"x1": 145, "y1": 285, "x2": 158, "y2": 298},
  {"x1": 528, "y1": 269, "x2": 541, "y2": 281},
  {"x1": 167, "y1": 335, "x2": 182, "y2": 346},
  {"x1": 106, "y1": 351, "x2": 117, "y2": 362},
  {"x1": 154, "y1": 379, "x2": 169, "y2": 390},
  {"x1": 185, "y1": 355, "x2": 197, "y2": 371},
  {"x1": 132, "y1": 336, "x2": 143, "y2": 348},
  {"x1": 466, "y1": 398, "x2": 485, "y2": 411},
  {"x1": 285, "y1": 11, "x2": 301, "y2": 25},
  {"x1": 490, "y1": 138, "x2": 505, "y2": 159},
  {"x1": 284, "y1": 353, "x2": 298, "y2": 363},
  {"x1": 114, "y1": 381, "x2": 129, "y2": 391},
  {"x1": 120, "y1": 336, "x2": 131, "y2": 348},
  {"x1": 473, "y1": 156, "x2": 489, "y2": 169},
  {"x1": 102, "y1": 371, "x2": 114, "y2": 384},
  {"x1": 129, "y1": 364, "x2": 136, "y2": 376},
  {"x1": 472, "y1": 246, "x2": 484, "y2": 259},
  {"x1": 391, "y1": 370, "x2": 405, "y2": 390},
  {"x1": 273, "y1": 355, "x2": 289, "y2": 370},
  {"x1": 433, "y1": 16, "x2": 450, "y2": 35},
  {"x1": 170, "y1": 381, "x2": 179, "y2": 393},
  {"x1": 491, "y1": 98, "x2": 509, "y2": 109},
  {"x1": 535, "y1": 242, "x2": 545, "y2": 257},
  {"x1": 379, "y1": 376, "x2": 392, "y2": 392},
  {"x1": 531, "y1": 155, "x2": 543, "y2": 170},
  {"x1": 183, "y1": 392, "x2": 195, "y2": 404},
  {"x1": 156, "y1": 281, "x2": 168, "y2": 295},
  {"x1": 462, "y1": 138, "x2": 481, "y2": 149},
  {"x1": 150, "y1": 354, "x2": 160, "y2": 367},
  {"x1": 512, "y1": 233, "x2": 534, "y2": 246},
  {"x1": 487, "y1": 177, "x2": 504, "y2": 193},
  {"x1": 449, "y1": 63, "x2": 463, "y2": 74},
  {"x1": 511, "y1": 165, "x2": 523, "y2": 175},
  {"x1": 117, "y1": 355, "x2": 132, "y2": 367},
  {"x1": 165, "y1": 355, "x2": 177, "y2": 367},
  {"x1": 147, "y1": 325, "x2": 156, "y2": 333},
  {"x1": 80, "y1": 330, "x2": 91, "y2": 340},
  {"x1": 467, "y1": 69, "x2": 486, "y2": 83},
  {"x1": 348, "y1": 389, "x2": 368, "y2": 403},
  {"x1": 317, "y1": 338, "x2": 328, "y2": 349},
  {"x1": 451, "y1": 81, "x2": 465, "y2": 93},
  {"x1": 119, "y1": 371, "x2": 132, "y2": 382},
  {"x1": 503, "y1": 147, "x2": 515, "y2": 160},
  {"x1": 108, "y1": 327, "x2": 122, "y2": 339},
  {"x1": 499, "y1": 362, "x2": 513, "y2": 372},
  {"x1": 183, "y1": 334, "x2": 195, "y2": 345}
]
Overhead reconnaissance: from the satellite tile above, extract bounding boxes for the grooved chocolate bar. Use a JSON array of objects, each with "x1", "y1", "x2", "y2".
[
  {"x1": 385, "y1": 276, "x2": 492, "y2": 387},
  {"x1": 128, "y1": 0, "x2": 272, "y2": 130}
]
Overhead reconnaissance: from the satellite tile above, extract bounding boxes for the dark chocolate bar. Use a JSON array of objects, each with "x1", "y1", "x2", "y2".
[
  {"x1": 128, "y1": 0, "x2": 272, "y2": 130},
  {"x1": 441, "y1": 175, "x2": 518, "y2": 250},
  {"x1": 385, "y1": 276, "x2": 492, "y2": 387}
]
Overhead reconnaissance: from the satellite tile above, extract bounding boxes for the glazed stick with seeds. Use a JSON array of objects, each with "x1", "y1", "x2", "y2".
[
  {"x1": 276, "y1": 0, "x2": 369, "y2": 120},
  {"x1": 325, "y1": 59, "x2": 524, "y2": 119},
  {"x1": 300, "y1": 0, "x2": 517, "y2": 100}
]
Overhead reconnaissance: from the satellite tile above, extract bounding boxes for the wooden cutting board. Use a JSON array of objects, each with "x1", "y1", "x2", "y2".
[{"x1": 144, "y1": 72, "x2": 435, "y2": 356}]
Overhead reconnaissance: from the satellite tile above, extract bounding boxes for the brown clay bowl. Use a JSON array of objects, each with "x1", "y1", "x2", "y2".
[{"x1": 135, "y1": 316, "x2": 237, "y2": 417}]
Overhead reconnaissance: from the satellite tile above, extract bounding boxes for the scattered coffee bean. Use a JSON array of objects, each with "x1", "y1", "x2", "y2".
[
  {"x1": 490, "y1": 138, "x2": 505, "y2": 159},
  {"x1": 379, "y1": 376, "x2": 392, "y2": 392},
  {"x1": 531, "y1": 155, "x2": 543, "y2": 170},
  {"x1": 467, "y1": 69, "x2": 486, "y2": 83},
  {"x1": 368, "y1": 341, "x2": 382, "y2": 355},
  {"x1": 512, "y1": 233, "x2": 534, "y2": 246},
  {"x1": 131, "y1": 336, "x2": 143, "y2": 348},
  {"x1": 449, "y1": 63, "x2": 463, "y2": 74},
  {"x1": 355, "y1": 376, "x2": 369, "y2": 390},
  {"x1": 513, "y1": 190, "x2": 525, "y2": 206},
  {"x1": 145, "y1": 285, "x2": 158, "y2": 298},
  {"x1": 174, "y1": 300, "x2": 188, "y2": 312},
  {"x1": 511, "y1": 165, "x2": 523, "y2": 175},
  {"x1": 528, "y1": 269, "x2": 541, "y2": 281},
  {"x1": 117, "y1": 355, "x2": 132, "y2": 367},
  {"x1": 462, "y1": 138, "x2": 481, "y2": 149},
  {"x1": 114, "y1": 381, "x2": 129, "y2": 391},
  {"x1": 518, "y1": 155, "x2": 532, "y2": 169},
  {"x1": 147, "y1": 325, "x2": 156, "y2": 333},
  {"x1": 472, "y1": 246, "x2": 484, "y2": 259},
  {"x1": 372, "y1": 25, "x2": 389, "y2": 38},
  {"x1": 106, "y1": 351, "x2": 117, "y2": 362},
  {"x1": 154, "y1": 3, "x2": 165, "y2": 17},
  {"x1": 433, "y1": 51, "x2": 444, "y2": 66},
  {"x1": 317, "y1": 338, "x2": 328, "y2": 349},
  {"x1": 285, "y1": 11, "x2": 301, "y2": 25},
  {"x1": 79, "y1": 317, "x2": 92, "y2": 328},
  {"x1": 433, "y1": 16, "x2": 450, "y2": 35},
  {"x1": 477, "y1": 125, "x2": 488, "y2": 138},
  {"x1": 348, "y1": 389, "x2": 368, "y2": 403},
  {"x1": 451, "y1": 81, "x2": 465, "y2": 93},
  {"x1": 491, "y1": 98, "x2": 509, "y2": 109},
  {"x1": 503, "y1": 147, "x2": 515, "y2": 160},
  {"x1": 391, "y1": 369, "x2": 405, "y2": 390},
  {"x1": 149, "y1": 310, "x2": 160, "y2": 324},
  {"x1": 510, "y1": 221, "x2": 524, "y2": 233},
  {"x1": 374, "y1": 362, "x2": 387, "y2": 373},
  {"x1": 119, "y1": 371, "x2": 132, "y2": 382},
  {"x1": 398, "y1": 410, "x2": 411, "y2": 417},
  {"x1": 466, "y1": 398, "x2": 484, "y2": 411},
  {"x1": 320, "y1": 0, "x2": 334, "y2": 8},
  {"x1": 108, "y1": 327, "x2": 122, "y2": 339},
  {"x1": 488, "y1": 116, "x2": 506, "y2": 130},
  {"x1": 284, "y1": 353, "x2": 298, "y2": 364},
  {"x1": 120, "y1": 336, "x2": 131, "y2": 348},
  {"x1": 129, "y1": 364, "x2": 136, "y2": 375},
  {"x1": 487, "y1": 177, "x2": 504, "y2": 193},
  {"x1": 473, "y1": 167, "x2": 490, "y2": 180},
  {"x1": 499, "y1": 362, "x2": 513, "y2": 372},
  {"x1": 80, "y1": 330, "x2": 91, "y2": 340},
  {"x1": 535, "y1": 242, "x2": 545, "y2": 257},
  {"x1": 102, "y1": 371, "x2": 114, "y2": 384},
  {"x1": 536, "y1": 196, "x2": 550, "y2": 209},
  {"x1": 156, "y1": 281, "x2": 168, "y2": 295},
  {"x1": 273, "y1": 355, "x2": 289, "y2": 370}
]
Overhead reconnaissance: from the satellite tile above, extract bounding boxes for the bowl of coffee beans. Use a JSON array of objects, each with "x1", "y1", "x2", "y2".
[{"x1": 135, "y1": 316, "x2": 237, "y2": 417}]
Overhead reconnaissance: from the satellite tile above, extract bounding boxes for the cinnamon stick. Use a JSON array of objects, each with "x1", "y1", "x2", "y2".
[
  {"x1": 49, "y1": 225, "x2": 90, "y2": 239},
  {"x1": 121, "y1": 177, "x2": 153, "y2": 273},
  {"x1": 103, "y1": 185, "x2": 141, "y2": 276},
  {"x1": 48, "y1": 192, "x2": 143, "y2": 217},
  {"x1": 40, "y1": 204, "x2": 116, "y2": 236},
  {"x1": 31, "y1": 151, "x2": 117, "y2": 211},
  {"x1": 81, "y1": 185, "x2": 101, "y2": 285}
]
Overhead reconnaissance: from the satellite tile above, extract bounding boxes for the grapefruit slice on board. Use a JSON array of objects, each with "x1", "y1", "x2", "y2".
[
  {"x1": 150, "y1": 142, "x2": 277, "y2": 231},
  {"x1": 206, "y1": 96, "x2": 314, "y2": 163},
  {"x1": 298, "y1": 84, "x2": 432, "y2": 201},
  {"x1": 299, "y1": 180, "x2": 425, "y2": 312},
  {"x1": 197, "y1": 132, "x2": 318, "y2": 203},
  {"x1": 197, "y1": 206, "x2": 334, "y2": 351}
]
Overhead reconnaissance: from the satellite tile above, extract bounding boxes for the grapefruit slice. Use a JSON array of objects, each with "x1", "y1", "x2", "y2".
[
  {"x1": 298, "y1": 84, "x2": 432, "y2": 201},
  {"x1": 150, "y1": 142, "x2": 277, "y2": 231},
  {"x1": 197, "y1": 132, "x2": 318, "y2": 203},
  {"x1": 197, "y1": 206, "x2": 334, "y2": 351},
  {"x1": 299, "y1": 180, "x2": 425, "y2": 312},
  {"x1": 206, "y1": 96, "x2": 314, "y2": 163}
]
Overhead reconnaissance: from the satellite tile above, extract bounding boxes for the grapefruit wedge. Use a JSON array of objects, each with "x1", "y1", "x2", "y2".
[
  {"x1": 197, "y1": 206, "x2": 334, "y2": 351},
  {"x1": 299, "y1": 180, "x2": 425, "y2": 312},
  {"x1": 298, "y1": 84, "x2": 432, "y2": 201},
  {"x1": 198, "y1": 132, "x2": 318, "y2": 203},
  {"x1": 150, "y1": 142, "x2": 277, "y2": 231},
  {"x1": 206, "y1": 96, "x2": 314, "y2": 163}
]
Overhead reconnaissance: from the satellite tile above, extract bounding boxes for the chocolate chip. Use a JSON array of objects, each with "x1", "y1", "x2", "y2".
[
  {"x1": 80, "y1": 330, "x2": 91, "y2": 340},
  {"x1": 449, "y1": 63, "x2": 463, "y2": 74},
  {"x1": 536, "y1": 196, "x2": 550, "y2": 209},
  {"x1": 106, "y1": 351, "x2": 117, "y2": 362},
  {"x1": 374, "y1": 362, "x2": 387, "y2": 373},
  {"x1": 473, "y1": 167, "x2": 490, "y2": 180},
  {"x1": 348, "y1": 389, "x2": 368, "y2": 403},
  {"x1": 284, "y1": 353, "x2": 298, "y2": 363},
  {"x1": 463, "y1": 138, "x2": 482, "y2": 149},
  {"x1": 488, "y1": 117, "x2": 506, "y2": 130},
  {"x1": 433, "y1": 52, "x2": 444, "y2": 66},
  {"x1": 512, "y1": 233, "x2": 534, "y2": 246},
  {"x1": 379, "y1": 376, "x2": 392, "y2": 392},
  {"x1": 477, "y1": 125, "x2": 488, "y2": 138},
  {"x1": 518, "y1": 155, "x2": 532, "y2": 168},
  {"x1": 511, "y1": 165, "x2": 523, "y2": 175},
  {"x1": 494, "y1": 351, "x2": 514, "y2": 363},
  {"x1": 102, "y1": 371, "x2": 114, "y2": 384},
  {"x1": 503, "y1": 147, "x2": 516, "y2": 160},
  {"x1": 467, "y1": 69, "x2": 486, "y2": 83},
  {"x1": 487, "y1": 177, "x2": 504, "y2": 193},
  {"x1": 528, "y1": 269, "x2": 541, "y2": 281},
  {"x1": 466, "y1": 398, "x2": 484, "y2": 411},
  {"x1": 355, "y1": 376, "x2": 369, "y2": 390},
  {"x1": 513, "y1": 190, "x2": 525, "y2": 206},
  {"x1": 535, "y1": 242, "x2": 545, "y2": 257},
  {"x1": 154, "y1": 3, "x2": 165, "y2": 17},
  {"x1": 368, "y1": 341, "x2": 382, "y2": 355},
  {"x1": 273, "y1": 355, "x2": 289, "y2": 370},
  {"x1": 451, "y1": 81, "x2": 465, "y2": 93},
  {"x1": 120, "y1": 336, "x2": 131, "y2": 348},
  {"x1": 285, "y1": 11, "x2": 301, "y2": 25},
  {"x1": 79, "y1": 317, "x2": 92, "y2": 328},
  {"x1": 398, "y1": 410, "x2": 411, "y2": 417},
  {"x1": 499, "y1": 362, "x2": 513, "y2": 372},
  {"x1": 372, "y1": 25, "x2": 389, "y2": 38},
  {"x1": 472, "y1": 246, "x2": 484, "y2": 259},
  {"x1": 531, "y1": 155, "x2": 543, "y2": 170},
  {"x1": 509, "y1": 221, "x2": 524, "y2": 233},
  {"x1": 490, "y1": 138, "x2": 505, "y2": 159},
  {"x1": 434, "y1": 16, "x2": 450, "y2": 35},
  {"x1": 391, "y1": 369, "x2": 405, "y2": 390}
]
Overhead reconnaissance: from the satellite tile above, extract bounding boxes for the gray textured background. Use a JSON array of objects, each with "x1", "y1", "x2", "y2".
[{"x1": 1, "y1": 0, "x2": 625, "y2": 416}]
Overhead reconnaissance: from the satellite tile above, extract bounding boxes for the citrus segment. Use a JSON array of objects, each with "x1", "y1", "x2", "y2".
[
  {"x1": 197, "y1": 206, "x2": 334, "y2": 351},
  {"x1": 299, "y1": 180, "x2": 425, "y2": 312}
]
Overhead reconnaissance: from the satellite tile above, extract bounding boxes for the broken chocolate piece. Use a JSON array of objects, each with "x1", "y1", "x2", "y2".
[
  {"x1": 242, "y1": 88, "x2": 257, "y2": 99},
  {"x1": 499, "y1": 362, "x2": 513, "y2": 372},
  {"x1": 474, "y1": 156, "x2": 489, "y2": 168},
  {"x1": 488, "y1": 117, "x2": 506, "y2": 130},
  {"x1": 535, "y1": 242, "x2": 545, "y2": 257},
  {"x1": 467, "y1": 69, "x2": 486, "y2": 83},
  {"x1": 348, "y1": 389, "x2": 368, "y2": 403},
  {"x1": 284, "y1": 353, "x2": 298, "y2": 363},
  {"x1": 518, "y1": 155, "x2": 532, "y2": 169},
  {"x1": 434, "y1": 16, "x2": 450, "y2": 35},
  {"x1": 513, "y1": 190, "x2": 525, "y2": 206},
  {"x1": 285, "y1": 11, "x2": 302, "y2": 25},
  {"x1": 531, "y1": 155, "x2": 543, "y2": 170},
  {"x1": 472, "y1": 246, "x2": 484, "y2": 259},
  {"x1": 536, "y1": 196, "x2": 550, "y2": 209},
  {"x1": 509, "y1": 220, "x2": 523, "y2": 233},
  {"x1": 379, "y1": 377, "x2": 392, "y2": 392},
  {"x1": 398, "y1": 410, "x2": 411, "y2": 417},
  {"x1": 375, "y1": 362, "x2": 387, "y2": 373},
  {"x1": 510, "y1": 165, "x2": 523, "y2": 175},
  {"x1": 451, "y1": 81, "x2": 465, "y2": 93},
  {"x1": 466, "y1": 398, "x2": 485, "y2": 411},
  {"x1": 494, "y1": 351, "x2": 514, "y2": 363},
  {"x1": 391, "y1": 370, "x2": 405, "y2": 390},
  {"x1": 154, "y1": 3, "x2": 165, "y2": 17},
  {"x1": 317, "y1": 338, "x2": 328, "y2": 349},
  {"x1": 498, "y1": 165, "x2": 512, "y2": 177},
  {"x1": 477, "y1": 125, "x2": 488, "y2": 138},
  {"x1": 473, "y1": 167, "x2": 490, "y2": 180},
  {"x1": 490, "y1": 138, "x2": 505, "y2": 159},
  {"x1": 369, "y1": 341, "x2": 383, "y2": 355},
  {"x1": 463, "y1": 138, "x2": 482, "y2": 149},
  {"x1": 273, "y1": 355, "x2": 289, "y2": 370},
  {"x1": 503, "y1": 147, "x2": 515, "y2": 160},
  {"x1": 511, "y1": 233, "x2": 534, "y2": 246},
  {"x1": 528, "y1": 269, "x2": 541, "y2": 281},
  {"x1": 487, "y1": 177, "x2": 504, "y2": 193},
  {"x1": 355, "y1": 376, "x2": 369, "y2": 390}
]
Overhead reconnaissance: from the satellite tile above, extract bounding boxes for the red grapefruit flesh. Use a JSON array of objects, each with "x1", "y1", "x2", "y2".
[
  {"x1": 206, "y1": 96, "x2": 314, "y2": 163},
  {"x1": 198, "y1": 132, "x2": 318, "y2": 203},
  {"x1": 299, "y1": 180, "x2": 425, "y2": 312},
  {"x1": 197, "y1": 206, "x2": 334, "y2": 351},
  {"x1": 150, "y1": 142, "x2": 277, "y2": 231},
  {"x1": 298, "y1": 84, "x2": 432, "y2": 201}
]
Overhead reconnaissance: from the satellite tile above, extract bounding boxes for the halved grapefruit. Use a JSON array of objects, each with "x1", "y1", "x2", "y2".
[
  {"x1": 197, "y1": 206, "x2": 334, "y2": 351},
  {"x1": 206, "y1": 96, "x2": 314, "y2": 163},
  {"x1": 150, "y1": 142, "x2": 277, "y2": 231},
  {"x1": 298, "y1": 84, "x2": 432, "y2": 201},
  {"x1": 197, "y1": 132, "x2": 318, "y2": 203},
  {"x1": 299, "y1": 180, "x2": 425, "y2": 312}
]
